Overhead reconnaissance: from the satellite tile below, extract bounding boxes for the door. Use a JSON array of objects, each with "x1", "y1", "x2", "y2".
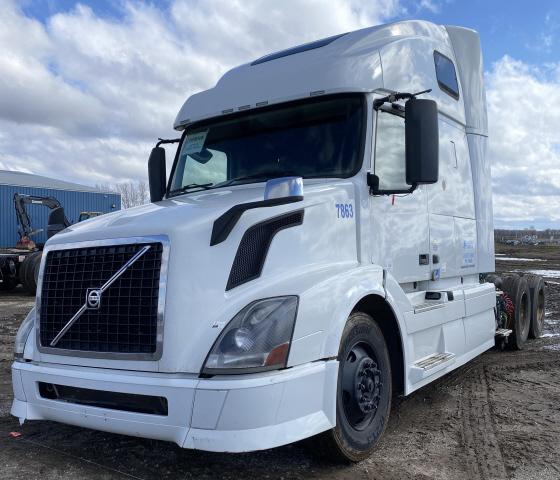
[{"x1": 369, "y1": 109, "x2": 431, "y2": 284}]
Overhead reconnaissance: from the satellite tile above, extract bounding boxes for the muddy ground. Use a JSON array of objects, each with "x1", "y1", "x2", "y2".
[{"x1": 0, "y1": 244, "x2": 559, "y2": 480}]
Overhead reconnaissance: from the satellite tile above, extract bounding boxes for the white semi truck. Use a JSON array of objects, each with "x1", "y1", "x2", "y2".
[{"x1": 11, "y1": 20, "x2": 546, "y2": 462}]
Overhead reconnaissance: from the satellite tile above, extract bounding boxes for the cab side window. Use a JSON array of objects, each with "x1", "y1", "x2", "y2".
[
  {"x1": 434, "y1": 51, "x2": 459, "y2": 99},
  {"x1": 374, "y1": 110, "x2": 408, "y2": 191}
]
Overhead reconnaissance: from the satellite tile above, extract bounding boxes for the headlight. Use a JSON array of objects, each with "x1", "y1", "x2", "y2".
[
  {"x1": 14, "y1": 307, "x2": 35, "y2": 360},
  {"x1": 202, "y1": 296, "x2": 298, "y2": 374}
]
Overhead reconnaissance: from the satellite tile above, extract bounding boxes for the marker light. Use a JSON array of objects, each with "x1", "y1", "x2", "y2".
[{"x1": 14, "y1": 307, "x2": 35, "y2": 360}]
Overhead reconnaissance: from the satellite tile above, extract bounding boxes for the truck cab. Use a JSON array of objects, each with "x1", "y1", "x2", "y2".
[{"x1": 12, "y1": 21, "x2": 507, "y2": 461}]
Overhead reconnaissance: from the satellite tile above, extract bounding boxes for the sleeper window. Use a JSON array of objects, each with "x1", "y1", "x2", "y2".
[{"x1": 434, "y1": 51, "x2": 459, "y2": 99}]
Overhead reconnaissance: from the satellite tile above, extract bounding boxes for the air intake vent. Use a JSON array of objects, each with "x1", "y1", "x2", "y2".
[{"x1": 226, "y1": 211, "x2": 304, "y2": 290}]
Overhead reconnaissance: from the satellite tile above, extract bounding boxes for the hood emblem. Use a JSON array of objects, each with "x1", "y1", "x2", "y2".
[{"x1": 86, "y1": 288, "x2": 102, "y2": 309}]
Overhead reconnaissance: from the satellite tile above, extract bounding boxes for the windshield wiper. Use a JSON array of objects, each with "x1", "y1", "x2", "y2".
[
  {"x1": 217, "y1": 170, "x2": 298, "y2": 188},
  {"x1": 169, "y1": 183, "x2": 214, "y2": 196}
]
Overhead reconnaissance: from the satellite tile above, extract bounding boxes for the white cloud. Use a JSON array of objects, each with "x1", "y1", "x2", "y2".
[
  {"x1": 0, "y1": 0, "x2": 401, "y2": 185},
  {"x1": 525, "y1": 11, "x2": 558, "y2": 54},
  {"x1": 0, "y1": 0, "x2": 558, "y2": 227},
  {"x1": 0, "y1": 1, "x2": 107, "y2": 133},
  {"x1": 487, "y1": 56, "x2": 560, "y2": 228},
  {"x1": 418, "y1": 0, "x2": 441, "y2": 14}
]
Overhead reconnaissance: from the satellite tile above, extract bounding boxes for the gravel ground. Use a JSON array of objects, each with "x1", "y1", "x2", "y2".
[{"x1": 0, "y1": 244, "x2": 559, "y2": 480}]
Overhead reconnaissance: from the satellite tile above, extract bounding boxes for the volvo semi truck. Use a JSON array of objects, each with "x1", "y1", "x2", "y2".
[{"x1": 11, "y1": 20, "x2": 545, "y2": 462}]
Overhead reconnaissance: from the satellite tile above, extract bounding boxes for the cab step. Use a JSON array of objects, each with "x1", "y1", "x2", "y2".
[
  {"x1": 414, "y1": 352, "x2": 455, "y2": 370},
  {"x1": 409, "y1": 352, "x2": 456, "y2": 384}
]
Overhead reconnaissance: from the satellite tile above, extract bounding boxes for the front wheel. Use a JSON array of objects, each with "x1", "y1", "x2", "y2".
[{"x1": 316, "y1": 312, "x2": 392, "y2": 462}]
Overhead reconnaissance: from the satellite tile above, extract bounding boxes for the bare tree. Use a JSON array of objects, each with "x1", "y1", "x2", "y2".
[
  {"x1": 96, "y1": 181, "x2": 149, "y2": 209},
  {"x1": 137, "y1": 181, "x2": 149, "y2": 206}
]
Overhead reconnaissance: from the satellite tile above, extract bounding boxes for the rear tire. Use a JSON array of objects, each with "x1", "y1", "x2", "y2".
[
  {"x1": 0, "y1": 276, "x2": 18, "y2": 291},
  {"x1": 314, "y1": 312, "x2": 392, "y2": 463},
  {"x1": 485, "y1": 273, "x2": 503, "y2": 289},
  {"x1": 18, "y1": 256, "x2": 29, "y2": 290},
  {"x1": 525, "y1": 274, "x2": 545, "y2": 339},
  {"x1": 501, "y1": 275, "x2": 531, "y2": 350}
]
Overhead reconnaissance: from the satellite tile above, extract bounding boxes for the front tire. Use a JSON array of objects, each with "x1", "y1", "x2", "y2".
[{"x1": 317, "y1": 312, "x2": 392, "y2": 462}]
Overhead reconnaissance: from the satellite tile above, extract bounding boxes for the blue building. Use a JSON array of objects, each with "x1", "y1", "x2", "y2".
[{"x1": 0, "y1": 170, "x2": 121, "y2": 247}]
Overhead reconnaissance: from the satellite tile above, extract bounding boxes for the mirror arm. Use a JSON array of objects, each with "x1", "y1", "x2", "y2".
[
  {"x1": 373, "y1": 89, "x2": 432, "y2": 111},
  {"x1": 156, "y1": 137, "x2": 181, "y2": 147}
]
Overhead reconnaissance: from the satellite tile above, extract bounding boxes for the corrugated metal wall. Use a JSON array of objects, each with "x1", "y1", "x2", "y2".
[{"x1": 0, "y1": 185, "x2": 121, "y2": 247}]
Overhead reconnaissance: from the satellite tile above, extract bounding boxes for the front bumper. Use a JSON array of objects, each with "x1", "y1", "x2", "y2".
[{"x1": 11, "y1": 359, "x2": 338, "y2": 452}]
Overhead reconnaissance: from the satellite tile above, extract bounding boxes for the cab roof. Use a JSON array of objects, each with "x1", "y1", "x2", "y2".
[{"x1": 174, "y1": 20, "x2": 480, "y2": 131}]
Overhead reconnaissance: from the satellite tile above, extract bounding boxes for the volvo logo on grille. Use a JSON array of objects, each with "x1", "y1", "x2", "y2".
[{"x1": 86, "y1": 288, "x2": 102, "y2": 309}]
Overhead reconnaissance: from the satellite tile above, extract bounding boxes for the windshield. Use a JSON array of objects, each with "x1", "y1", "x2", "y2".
[{"x1": 168, "y1": 94, "x2": 364, "y2": 195}]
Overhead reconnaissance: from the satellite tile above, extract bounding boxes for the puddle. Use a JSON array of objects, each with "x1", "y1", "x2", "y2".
[
  {"x1": 542, "y1": 333, "x2": 560, "y2": 338},
  {"x1": 522, "y1": 270, "x2": 560, "y2": 278},
  {"x1": 496, "y1": 257, "x2": 546, "y2": 262}
]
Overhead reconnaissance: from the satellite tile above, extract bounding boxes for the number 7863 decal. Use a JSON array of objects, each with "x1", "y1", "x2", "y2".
[{"x1": 335, "y1": 203, "x2": 354, "y2": 218}]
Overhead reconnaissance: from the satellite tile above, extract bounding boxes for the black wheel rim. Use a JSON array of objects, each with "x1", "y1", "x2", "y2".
[{"x1": 341, "y1": 342, "x2": 382, "y2": 431}]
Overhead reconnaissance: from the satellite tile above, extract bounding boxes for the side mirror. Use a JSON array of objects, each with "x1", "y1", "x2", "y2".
[
  {"x1": 405, "y1": 98, "x2": 439, "y2": 185},
  {"x1": 47, "y1": 207, "x2": 69, "y2": 239},
  {"x1": 148, "y1": 146, "x2": 166, "y2": 202}
]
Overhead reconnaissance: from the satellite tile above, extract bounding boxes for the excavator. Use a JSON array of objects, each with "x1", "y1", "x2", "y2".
[
  {"x1": 1, "y1": 194, "x2": 71, "y2": 294},
  {"x1": 2, "y1": 194, "x2": 106, "y2": 294},
  {"x1": 13, "y1": 193, "x2": 71, "y2": 250}
]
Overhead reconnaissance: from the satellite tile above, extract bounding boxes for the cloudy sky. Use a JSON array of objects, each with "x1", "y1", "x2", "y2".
[{"x1": 1, "y1": 0, "x2": 559, "y2": 228}]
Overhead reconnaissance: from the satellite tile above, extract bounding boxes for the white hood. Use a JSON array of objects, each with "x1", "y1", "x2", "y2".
[{"x1": 37, "y1": 181, "x2": 360, "y2": 373}]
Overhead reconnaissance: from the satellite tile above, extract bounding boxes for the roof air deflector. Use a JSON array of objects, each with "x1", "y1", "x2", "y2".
[{"x1": 251, "y1": 33, "x2": 347, "y2": 66}]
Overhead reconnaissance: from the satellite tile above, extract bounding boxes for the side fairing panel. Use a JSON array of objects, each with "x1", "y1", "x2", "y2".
[
  {"x1": 445, "y1": 26, "x2": 487, "y2": 135},
  {"x1": 454, "y1": 217, "x2": 478, "y2": 274},
  {"x1": 446, "y1": 26, "x2": 494, "y2": 273},
  {"x1": 468, "y1": 133, "x2": 495, "y2": 273}
]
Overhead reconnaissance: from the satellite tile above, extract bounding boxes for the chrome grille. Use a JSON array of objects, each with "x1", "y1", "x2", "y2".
[{"x1": 39, "y1": 242, "x2": 163, "y2": 355}]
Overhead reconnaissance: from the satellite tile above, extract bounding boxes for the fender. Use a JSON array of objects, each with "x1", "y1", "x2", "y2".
[{"x1": 288, "y1": 265, "x2": 411, "y2": 373}]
